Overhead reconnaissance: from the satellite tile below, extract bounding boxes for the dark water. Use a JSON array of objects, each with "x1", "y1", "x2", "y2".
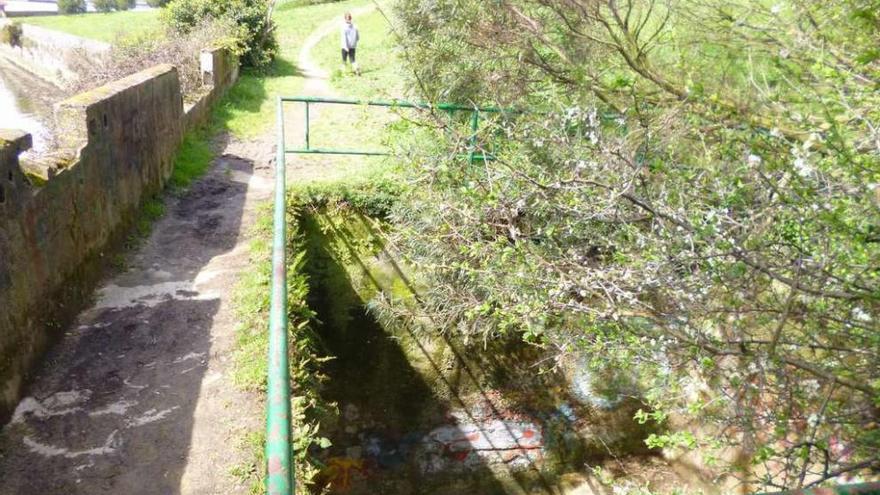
[{"x1": 0, "y1": 57, "x2": 60, "y2": 151}]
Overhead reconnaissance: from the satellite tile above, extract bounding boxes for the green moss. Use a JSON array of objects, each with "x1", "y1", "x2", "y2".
[{"x1": 24, "y1": 172, "x2": 46, "y2": 187}]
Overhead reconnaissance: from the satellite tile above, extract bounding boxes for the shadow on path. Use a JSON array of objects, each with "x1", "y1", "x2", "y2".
[{"x1": 0, "y1": 152, "x2": 260, "y2": 494}]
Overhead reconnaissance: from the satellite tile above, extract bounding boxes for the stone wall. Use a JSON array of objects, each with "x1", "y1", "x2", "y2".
[
  {"x1": 183, "y1": 47, "x2": 240, "y2": 131},
  {"x1": 0, "y1": 49, "x2": 238, "y2": 424},
  {"x1": 0, "y1": 20, "x2": 109, "y2": 84}
]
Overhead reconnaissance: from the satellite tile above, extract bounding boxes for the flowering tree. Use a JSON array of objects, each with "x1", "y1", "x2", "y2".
[{"x1": 390, "y1": 0, "x2": 880, "y2": 490}]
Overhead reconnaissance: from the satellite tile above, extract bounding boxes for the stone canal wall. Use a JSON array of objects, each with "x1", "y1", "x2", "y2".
[
  {"x1": 0, "y1": 49, "x2": 238, "y2": 423},
  {"x1": 0, "y1": 20, "x2": 109, "y2": 84}
]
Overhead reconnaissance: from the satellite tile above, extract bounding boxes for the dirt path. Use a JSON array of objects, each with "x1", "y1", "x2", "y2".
[
  {"x1": 0, "y1": 11, "x2": 363, "y2": 494},
  {"x1": 0, "y1": 134, "x2": 274, "y2": 493}
]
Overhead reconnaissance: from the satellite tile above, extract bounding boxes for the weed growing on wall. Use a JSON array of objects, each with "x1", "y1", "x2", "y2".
[
  {"x1": 0, "y1": 22, "x2": 22, "y2": 48},
  {"x1": 231, "y1": 203, "x2": 330, "y2": 491}
]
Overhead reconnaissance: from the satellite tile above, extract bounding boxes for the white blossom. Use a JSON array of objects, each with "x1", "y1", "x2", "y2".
[
  {"x1": 793, "y1": 157, "x2": 813, "y2": 177},
  {"x1": 852, "y1": 307, "x2": 873, "y2": 322}
]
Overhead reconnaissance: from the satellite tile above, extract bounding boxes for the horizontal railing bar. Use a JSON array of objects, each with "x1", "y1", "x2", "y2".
[
  {"x1": 286, "y1": 148, "x2": 498, "y2": 161},
  {"x1": 286, "y1": 148, "x2": 390, "y2": 156},
  {"x1": 280, "y1": 96, "x2": 508, "y2": 113}
]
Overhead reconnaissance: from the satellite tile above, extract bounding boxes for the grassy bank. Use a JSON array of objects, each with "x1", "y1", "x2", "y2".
[
  {"x1": 215, "y1": 0, "x2": 373, "y2": 139},
  {"x1": 22, "y1": 10, "x2": 162, "y2": 43},
  {"x1": 314, "y1": 6, "x2": 404, "y2": 100},
  {"x1": 306, "y1": 4, "x2": 408, "y2": 160}
]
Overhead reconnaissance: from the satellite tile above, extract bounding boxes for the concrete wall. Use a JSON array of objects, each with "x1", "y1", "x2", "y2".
[
  {"x1": 0, "y1": 20, "x2": 109, "y2": 84},
  {"x1": 0, "y1": 48, "x2": 238, "y2": 424}
]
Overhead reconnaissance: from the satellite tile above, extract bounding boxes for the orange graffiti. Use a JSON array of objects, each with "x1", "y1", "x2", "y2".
[{"x1": 324, "y1": 457, "x2": 365, "y2": 492}]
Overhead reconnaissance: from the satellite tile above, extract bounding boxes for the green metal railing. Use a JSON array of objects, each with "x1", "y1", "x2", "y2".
[
  {"x1": 266, "y1": 95, "x2": 505, "y2": 494},
  {"x1": 280, "y1": 95, "x2": 506, "y2": 161},
  {"x1": 266, "y1": 97, "x2": 293, "y2": 495},
  {"x1": 266, "y1": 94, "x2": 880, "y2": 495}
]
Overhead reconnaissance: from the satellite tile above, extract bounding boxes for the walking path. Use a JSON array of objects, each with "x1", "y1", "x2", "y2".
[{"x1": 0, "y1": 8, "x2": 362, "y2": 493}]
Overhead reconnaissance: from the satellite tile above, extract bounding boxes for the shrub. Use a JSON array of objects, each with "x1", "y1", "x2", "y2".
[
  {"x1": 163, "y1": 0, "x2": 277, "y2": 70},
  {"x1": 92, "y1": 0, "x2": 116, "y2": 12},
  {"x1": 146, "y1": 0, "x2": 170, "y2": 6},
  {"x1": 92, "y1": 0, "x2": 134, "y2": 12},
  {"x1": 393, "y1": 0, "x2": 880, "y2": 490},
  {"x1": 57, "y1": 0, "x2": 86, "y2": 14},
  {"x1": 0, "y1": 23, "x2": 22, "y2": 48},
  {"x1": 68, "y1": 19, "x2": 237, "y2": 101}
]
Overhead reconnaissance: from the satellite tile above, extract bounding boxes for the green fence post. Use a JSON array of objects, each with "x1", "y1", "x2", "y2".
[
  {"x1": 304, "y1": 101, "x2": 310, "y2": 151},
  {"x1": 266, "y1": 96, "x2": 293, "y2": 495},
  {"x1": 469, "y1": 109, "x2": 479, "y2": 163}
]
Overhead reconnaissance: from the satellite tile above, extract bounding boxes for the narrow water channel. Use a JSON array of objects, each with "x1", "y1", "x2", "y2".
[
  {"x1": 298, "y1": 206, "x2": 638, "y2": 495},
  {"x1": 0, "y1": 56, "x2": 61, "y2": 151}
]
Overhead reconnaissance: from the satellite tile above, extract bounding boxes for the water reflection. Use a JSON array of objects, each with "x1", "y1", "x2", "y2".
[{"x1": 0, "y1": 57, "x2": 61, "y2": 151}]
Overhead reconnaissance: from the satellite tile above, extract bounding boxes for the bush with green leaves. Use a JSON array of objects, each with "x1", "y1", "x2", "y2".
[
  {"x1": 162, "y1": 0, "x2": 277, "y2": 69},
  {"x1": 146, "y1": 0, "x2": 170, "y2": 6},
  {"x1": 0, "y1": 22, "x2": 22, "y2": 47},
  {"x1": 92, "y1": 0, "x2": 113, "y2": 12},
  {"x1": 92, "y1": 0, "x2": 133, "y2": 12},
  {"x1": 57, "y1": 0, "x2": 86, "y2": 14},
  {"x1": 391, "y1": 0, "x2": 880, "y2": 491}
]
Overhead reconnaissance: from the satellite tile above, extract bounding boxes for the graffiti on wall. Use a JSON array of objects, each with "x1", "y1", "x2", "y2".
[
  {"x1": 319, "y1": 393, "x2": 591, "y2": 493},
  {"x1": 419, "y1": 412, "x2": 544, "y2": 473}
]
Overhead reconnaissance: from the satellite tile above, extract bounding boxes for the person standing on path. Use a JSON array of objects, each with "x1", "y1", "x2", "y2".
[{"x1": 341, "y1": 12, "x2": 360, "y2": 76}]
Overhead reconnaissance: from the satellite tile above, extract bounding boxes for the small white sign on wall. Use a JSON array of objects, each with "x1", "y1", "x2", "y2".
[{"x1": 200, "y1": 51, "x2": 214, "y2": 75}]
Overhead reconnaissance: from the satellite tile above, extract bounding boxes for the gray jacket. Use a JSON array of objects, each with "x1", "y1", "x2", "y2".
[{"x1": 341, "y1": 23, "x2": 359, "y2": 50}]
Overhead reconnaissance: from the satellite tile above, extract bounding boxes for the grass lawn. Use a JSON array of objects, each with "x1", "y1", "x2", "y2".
[
  {"x1": 171, "y1": 0, "x2": 378, "y2": 196},
  {"x1": 21, "y1": 10, "x2": 163, "y2": 43}
]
